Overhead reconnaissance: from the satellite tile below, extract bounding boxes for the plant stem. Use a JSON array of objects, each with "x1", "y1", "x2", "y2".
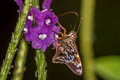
[
  {"x1": 0, "y1": 0, "x2": 32, "y2": 79},
  {"x1": 12, "y1": 39, "x2": 28, "y2": 80},
  {"x1": 32, "y1": 0, "x2": 40, "y2": 9},
  {"x1": 35, "y1": 50, "x2": 47, "y2": 80},
  {"x1": 80, "y1": 0, "x2": 96, "y2": 80}
]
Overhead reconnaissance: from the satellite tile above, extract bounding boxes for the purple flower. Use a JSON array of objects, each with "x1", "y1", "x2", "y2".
[
  {"x1": 30, "y1": 25, "x2": 60, "y2": 52},
  {"x1": 15, "y1": 0, "x2": 23, "y2": 15},
  {"x1": 24, "y1": 8, "x2": 41, "y2": 41},
  {"x1": 51, "y1": 26, "x2": 61, "y2": 47},
  {"x1": 16, "y1": 0, "x2": 60, "y2": 52},
  {"x1": 42, "y1": 0, "x2": 52, "y2": 9},
  {"x1": 31, "y1": 28, "x2": 52, "y2": 51},
  {"x1": 39, "y1": 9, "x2": 58, "y2": 28}
]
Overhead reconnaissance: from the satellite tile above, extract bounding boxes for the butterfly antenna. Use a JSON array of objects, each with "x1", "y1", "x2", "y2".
[
  {"x1": 58, "y1": 11, "x2": 79, "y2": 32},
  {"x1": 76, "y1": 18, "x2": 83, "y2": 33}
]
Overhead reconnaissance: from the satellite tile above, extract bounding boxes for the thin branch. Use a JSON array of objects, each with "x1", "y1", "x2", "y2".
[
  {"x1": 80, "y1": 0, "x2": 96, "y2": 80},
  {"x1": 12, "y1": 39, "x2": 28, "y2": 80},
  {"x1": 0, "y1": 0, "x2": 32, "y2": 79},
  {"x1": 35, "y1": 50, "x2": 47, "y2": 80}
]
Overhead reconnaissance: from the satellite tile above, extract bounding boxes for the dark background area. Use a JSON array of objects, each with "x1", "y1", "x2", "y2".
[{"x1": 0, "y1": 0, "x2": 120, "y2": 80}]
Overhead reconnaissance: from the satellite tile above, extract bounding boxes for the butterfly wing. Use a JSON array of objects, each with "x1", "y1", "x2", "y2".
[
  {"x1": 52, "y1": 37, "x2": 82, "y2": 75},
  {"x1": 52, "y1": 46, "x2": 67, "y2": 63},
  {"x1": 65, "y1": 41, "x2": 82, "y2": 75}
]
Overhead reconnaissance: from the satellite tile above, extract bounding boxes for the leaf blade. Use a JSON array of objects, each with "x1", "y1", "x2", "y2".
[{"x1": 95, "y1": 56, "x2": 120, "y2": 80}]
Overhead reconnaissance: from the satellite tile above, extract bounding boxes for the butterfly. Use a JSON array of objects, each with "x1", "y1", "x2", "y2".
[{"x1": 52, "y1": 16, "x2": 82, "y2": 75}]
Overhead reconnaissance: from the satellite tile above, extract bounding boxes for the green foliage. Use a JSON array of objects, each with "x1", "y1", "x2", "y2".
[{"x1": 95, "y1": 56, "x2": 120, "y2": 80}]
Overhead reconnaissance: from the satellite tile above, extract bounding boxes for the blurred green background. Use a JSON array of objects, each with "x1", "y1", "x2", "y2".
[{"x1": 0, "y1": 0, "x2": 120, "y2": 80}]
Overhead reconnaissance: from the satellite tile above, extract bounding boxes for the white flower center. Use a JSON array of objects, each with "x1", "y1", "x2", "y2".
[
  {"x1": 45, "y1": 19, "x2": 51, "y2": 25},
  {"x1": 23, "y1": 28, "x2": 28, "y2": 33},
  {"x1": 28, "y1": 16, "x2": 33, "y2": 21},
  {"x1": 39, "y1": 34, "x2": 47, "y2": 40}
]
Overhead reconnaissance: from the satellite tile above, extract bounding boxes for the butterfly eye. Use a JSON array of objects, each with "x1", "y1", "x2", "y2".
[{"x1": 69, "y1": 33, "x2": 75, "y2": 38}]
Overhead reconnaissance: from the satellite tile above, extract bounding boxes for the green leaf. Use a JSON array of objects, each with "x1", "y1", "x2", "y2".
[{"x1": 95, "y1": 56, "x2": 120, "y2": 80}]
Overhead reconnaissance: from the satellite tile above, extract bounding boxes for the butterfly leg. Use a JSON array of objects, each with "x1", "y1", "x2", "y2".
[
  {"x1": 55, "y1": 22, "x2": 66, "y2": 47},
  {"x1": 56, "y1": 32, "x2": 64, "y2": 40},
  {"x1": 56, "y1": 22, "x2": 66, "y2": 40},
  {"x1": 56, "y1": 42, "x2": 61, "y2": 46},
  {"x1": 58, "y1": 32, "x2": 64, "y2": 38},
  {"x1": 58, "y1": 22, "x2": 66, "y2": 36}
]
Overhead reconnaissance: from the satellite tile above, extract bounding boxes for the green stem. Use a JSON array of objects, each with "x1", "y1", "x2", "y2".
[
  {"x1": 80, "y1": 0, "x2": 96, "y2": 80},
  {"x1": 12, "y1": 39, "x2": 28, "y2": 80},
  {"x1": 35, "y1": 50, "x2": 47, "y2": 80},
  {"x1": 31, "y1": 0, "x2": 47, "y2": 80},
  {"x1": 32, "y1": 0, "x2": 40, "y2": 9},
  {"x1": 0, "y1": 0, "x2": 32, "y2": 79}
]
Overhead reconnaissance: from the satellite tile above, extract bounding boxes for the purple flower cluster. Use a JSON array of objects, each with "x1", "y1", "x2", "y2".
[{"x1": 15, "y1": 0, "x2": 60, "y2": 52}]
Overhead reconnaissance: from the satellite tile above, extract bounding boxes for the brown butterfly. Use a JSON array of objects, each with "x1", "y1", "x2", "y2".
[{"x1": 52, "y1": 14, "x2": 82, "y2": 75}]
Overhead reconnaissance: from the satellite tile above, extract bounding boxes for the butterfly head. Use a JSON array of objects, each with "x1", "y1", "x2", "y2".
[{"x1": 68, "y1": 31, "x2": 77, "y2": 41}]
